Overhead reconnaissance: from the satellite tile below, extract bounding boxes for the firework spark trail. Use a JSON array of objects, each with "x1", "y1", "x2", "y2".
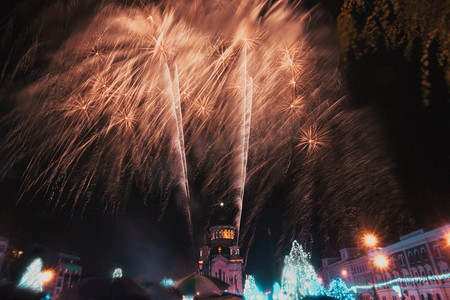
[
  {"x1": 235, "y1": 44, "x2": 253, "y2": 242},
  {"x1": 0, "y1": 0, "x2": 410, "y2": 248},
  {"x1": 164, "y1": 62, "x2": 193, "y2": 242}
]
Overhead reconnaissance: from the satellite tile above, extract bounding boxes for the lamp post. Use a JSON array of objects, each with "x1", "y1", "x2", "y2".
[
  {"x1": 362, "y1": 233, "x2": 379, "y2": 300},
  {"x1": 364, "y1": 234, "x2": 378, "y2": 248},
  {"x1": 372, "y1": 253, "x2": 389, "y2": 300}
]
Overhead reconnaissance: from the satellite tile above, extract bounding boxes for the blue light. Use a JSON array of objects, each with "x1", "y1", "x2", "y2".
[
  {"x1": 40, "y1": 292, "x2": 51, "y2": 300},
  {"x1": 18, "y1": 258, "x2": 45, "y2": 292},
  {"x1": 392, "y1": 285, "x2": 402, "y2": 297},
  {"x1": 244, "y1": 275, "x2": 268, "y2": 300},
  {"x1": 161, "y1": 277, "x2": 175, "y2": 287},
  {"x1": 350, "y1": 272, "x2": 450, "y2": 291},
  {"x1": 281, "y1": 240, "x2": 325, "y2": 299},
  {"x1": 327, "y1": 278, "x2": 355, "y2": 300}
]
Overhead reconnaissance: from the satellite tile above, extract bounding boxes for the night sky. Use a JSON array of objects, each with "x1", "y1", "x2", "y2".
[{"x1": 0, "y1": 0, "x2": 449, "y2": 291}]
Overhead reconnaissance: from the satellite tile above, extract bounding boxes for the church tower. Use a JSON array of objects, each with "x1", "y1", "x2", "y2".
[{"x1": 198, "y1": 225, "x2": 244, "y2": 295}]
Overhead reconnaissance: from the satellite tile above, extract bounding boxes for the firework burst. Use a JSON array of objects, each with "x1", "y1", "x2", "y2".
[{"x1": 1, "y1": 0, "x2": 409, "y2": 248}]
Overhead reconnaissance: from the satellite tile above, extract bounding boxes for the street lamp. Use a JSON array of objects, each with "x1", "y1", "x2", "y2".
[
  {"x1": 373, "y1": 254, "x2": 389, "y2": 269},
  {"x1": 371, "y1": 253, "x2": 389, "y2": 300},
  {"x1": 39, "y1": 270, "x2": 54, "y2": 284},
  {"x1": 362, "y1": 233, "x2": 381, "y2": 300},
  {"x1": 363, "y1": 234, "x2": 378, "y2": 248},
  {"x1": 445, "y1": 231, "x2": 450, "y2": 247}
]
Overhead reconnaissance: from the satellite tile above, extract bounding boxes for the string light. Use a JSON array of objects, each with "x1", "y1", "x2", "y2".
[{"x1": 350, "y1": 272, "x2": 450, "y2": 292}]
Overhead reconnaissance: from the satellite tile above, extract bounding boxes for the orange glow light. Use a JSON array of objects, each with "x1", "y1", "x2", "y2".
[
  {"x1": 341, "y1": 269, "x2": 348, "y2": 277},
  {"x1": 373, "y1": 254, "x2": 389, "y2": 269},
  {"x1": 39, "y1": 270, "x2": 54, "y2": 284},
  {"x1": 445, "y1": 231, "x2": 450, "y2": 247},
  {"x1": 363, "y1": 234, "x2": 377, "y2": 247}
]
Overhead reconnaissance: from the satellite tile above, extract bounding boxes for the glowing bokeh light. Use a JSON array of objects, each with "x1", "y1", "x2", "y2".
[
  {"x1": 39, "y1": 270, "x2": 54, "y2": 284},
  {"x1": 363, "y1": 234, "x2": 377, "y2": 247},
  {"x1": 445, "y1": 231, "x2": 450, "y2": 247},
  {"x1": 112, "y1": 268, "x2": 123, "y2": 279},
  {"x1": 161, "y1": 277, "x2": 175, "y2": 287},
  {"x1": 373, "y1": 254, "x2": 389, "y2": 269}
]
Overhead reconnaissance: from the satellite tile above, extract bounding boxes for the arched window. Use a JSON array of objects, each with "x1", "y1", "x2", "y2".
[
  {"x1": 433, "y1": 244, "x2": 441, "y2": 257},
  {"x1": 399, "y1": 254, "x2": 406, "y2": 266},
  {"x1": 420, "y1": 294, "x2": 425, "y2": 300},
  {"x1": 420, "y1": 270, "x2": 426, "y2": 285},
  {"x1": 427, "y1": 269, "x2": 434, "y2": 283},
  {"x1": 436, "y1": 294, "x2": 442, "y2": 300}
]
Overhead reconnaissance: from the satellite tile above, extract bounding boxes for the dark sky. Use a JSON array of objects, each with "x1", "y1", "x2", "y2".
[{"x1": 0, "y1": 0, "x2": 449, "y2": 292}]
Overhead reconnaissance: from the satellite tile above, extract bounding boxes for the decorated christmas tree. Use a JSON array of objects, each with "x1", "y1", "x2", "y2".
[
  {"x1": 327, "y1": 278, "x2": 355, "y2": 300},
  {"x1": 281, "y1": 240, "x2": 325, "y2": 299},
  {"x1": 243, "y1": 275, "x2": 267, "y2": 300},
  {"x1": 17, "y1": 258, "x2": 44, "y2": 292}
]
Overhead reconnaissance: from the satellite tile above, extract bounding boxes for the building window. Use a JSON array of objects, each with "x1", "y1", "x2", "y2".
[
  {"x1": 382, "y1": 296, "x2": 386, "y2": 300},
  {"x1": 436, "y1": 294, "x2": 442, "y2": 300},
  {"x1": 393, "y1": 296, "x2": 397, "y2": 300},
  {"x1": 433, "y1": 244, "x2": 441, "y2": 257},
  {"x1": 427, "y1": 269, "x2": 435, "y2": 283},
  {"x1": 398, "y1": 254, "x2": 405, "y2": 266}
]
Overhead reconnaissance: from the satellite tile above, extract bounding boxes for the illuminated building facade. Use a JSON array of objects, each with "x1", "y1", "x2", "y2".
[
  {"x1": 0, "y1": 239, "x2": 81, "y2": 296},
  {"x1": 49, "y1": 250, "x2": 82, "y2": 296},
  {"x1": 318, "y1": 224, "x2": 450, "y2": 300},
  {"x1": 198, "y1": 225, "x2": 244, "y2": 295},
  {"x1": 12, "y1": 243, "x2": 81, "y2": 296}
]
